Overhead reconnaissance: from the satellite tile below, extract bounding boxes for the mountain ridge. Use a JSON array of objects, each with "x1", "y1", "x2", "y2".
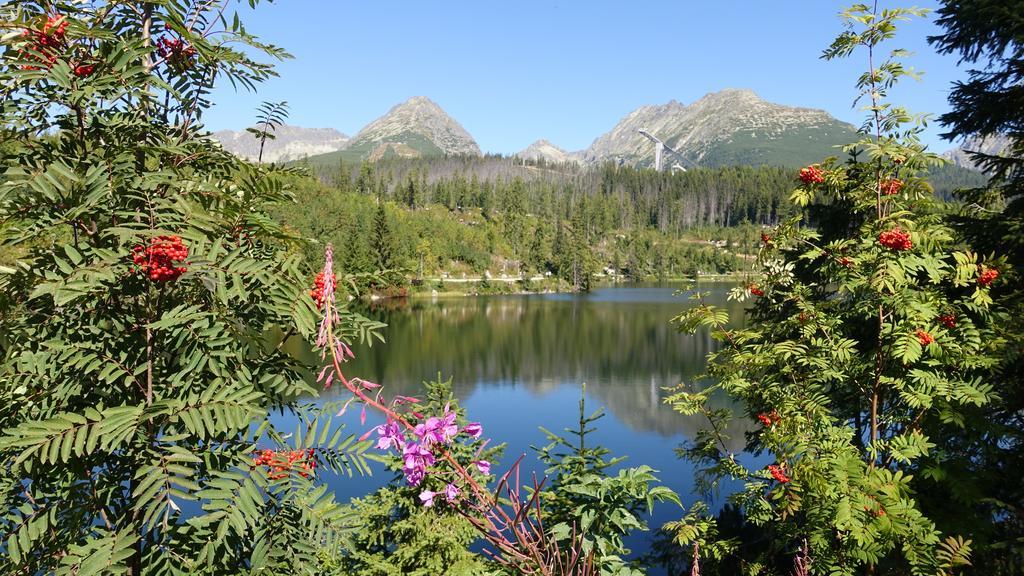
[
  {"x1": 212, "y1": 125, "x2": 349, "y2": 163},
  {"x1": 214, "y1": 89, "x2": 860, "y2": 168}
]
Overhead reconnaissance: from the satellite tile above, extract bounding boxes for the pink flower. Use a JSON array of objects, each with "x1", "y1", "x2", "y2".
[
  {"x1": 415, "y1": 407, "x2": 460, "y2": 446},
  {"x1": 474, "y1": 460, "x2": 491, "y2": 475},
  {"x1": 402, "y1": 442, "x2": 435, "y2": 486},
  {"x1": 419, "y1": 490, "x2": 437, "y2": 507},
  {"x1": 444, "y1": 483, "x2": 460, "y2": 503},
  {"x1": 414, "y1": 417, "x2": 444, "y2": 446},
  {"x1": 463, "y1": 422, "x2": 483, "y2": 439},
  {"x1": 439, "y1": 407, "x2": 459, "y2": 443},
  {"x1": 375, "y1": 420, "x2": 405, "y2": 451}
]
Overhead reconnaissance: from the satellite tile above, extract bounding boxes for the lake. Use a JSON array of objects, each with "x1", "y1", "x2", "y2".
[{"x1": 281, "y1": 282, "x2": 752, "y2": 567}]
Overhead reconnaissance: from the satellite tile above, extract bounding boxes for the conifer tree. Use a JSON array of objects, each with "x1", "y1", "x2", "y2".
[{"x1": 372, "y1": 201, "x2": 394, "y2": 272}]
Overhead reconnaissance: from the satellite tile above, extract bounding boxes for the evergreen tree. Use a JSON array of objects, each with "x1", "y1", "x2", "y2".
[
  {"x1": 929, "y1": 2, "x2": 1024, "y2": 571},
  {"x1": 372, "y1": 201, "x2": 394, "y2": 272},
  {"x1": 356, "y1": 161, "x2": 375, "y2": 196}
]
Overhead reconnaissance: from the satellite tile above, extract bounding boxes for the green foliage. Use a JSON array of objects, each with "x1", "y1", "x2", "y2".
[
  {"x1": 246, "y1": 101, "x2": 290, "y2": 164},
  {"x1": 666, "y1": 5, "x2": 1009, "y2": 575},
  {"x1": 335, "y1": 376, "x2": 502, "y2": 575},
  {"x1": 534, "y1": 385, "x2": 680, "y2": 575},
  {"x1": 0, "y1": 3, "x2": 381, "y2": 574},
  {"x1": 928, "y1": 2, "x2": 1024, "y2": 572}
]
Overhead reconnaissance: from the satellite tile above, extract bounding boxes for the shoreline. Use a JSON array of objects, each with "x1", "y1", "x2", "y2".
[{"x1": 405, "y1": 273, "x2": 748, "y2": 299}]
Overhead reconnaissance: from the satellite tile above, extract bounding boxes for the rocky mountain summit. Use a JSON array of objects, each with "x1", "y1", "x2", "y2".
[
  {"x1": 942, "y1": 134, "x2": 1012, "y2": 172},
  {"x1": 344, "y1": 96, "x2": 481, "y2": 159},
  {"x1": 211, "y1": 125, "x2": 348, "y2": 163},
  {"x1": 515, "y1": 139, "x2": 580, "y2": 164},
  {"x1": 583, "y1": 89, "x2": 857, "y2": 167}
]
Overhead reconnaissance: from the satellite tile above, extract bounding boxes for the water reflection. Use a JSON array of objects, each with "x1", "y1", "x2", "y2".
[
  {"x1": 283, "y1": 283, "x2": 751, "y2": 571},
  {"x1": 324, "y1": 283, "x2": 747, "y2": 446}
]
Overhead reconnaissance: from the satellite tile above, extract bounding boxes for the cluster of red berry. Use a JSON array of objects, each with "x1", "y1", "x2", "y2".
[
  {"x1": 798, "y1": 165, "x2": 825, "y2": 185},
  {"x1": 749, "y1": 284, "x2": 765, "y2": 297},
  {"x1": 916, "y1": 329, "x2": 934, "y2": 346},
  {"x1": 310, "y1": 271, "x2": 337, "y2": 309},
  {"x1": 863, "y1": 504, "x2": 887, "y2": 517},
  {"x1": 18, "y1": 14, "x2": 95, "y2": 77},
  {"x1": 939, "y1": 313, "x2": 957, "y2": 329},
  {"x1": 253, "y1": 448, "x2": 317, "y2": 479},
  {"x1": 880, "y1": 178, "x2": 904, "y2": 196},
  {"x1": 18, "y1": 15, "x2": 65, "y2": 71},
  {"x1": 156, "y1": 36, "x2": 197, "y2": 72},
  {"x1": 760, "y1": 232, "x2": 772, "y2": 246},
  {"x1": 878, "y1": 228, "x2": 912, "y2": 251},
  {"x1": 767, "y1": 463, "x2": 791, "y2": 484},
  {"x1": 978, "y1": 266, "x2": 999, "y2": 287},
  {"x1": 131, "y1": 235, "x2": 188, "y2": 282},
  {"x1": 757, "y1": 409, "x2": 781, "y2": 427}
]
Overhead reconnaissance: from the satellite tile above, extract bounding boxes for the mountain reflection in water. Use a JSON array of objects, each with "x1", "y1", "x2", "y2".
[
  {"x1": 326, "y1": 283, "x2": 748, "y2": 445},
  {"x1": 279, "y1": 283, "x2": 753, "y2": 570}
]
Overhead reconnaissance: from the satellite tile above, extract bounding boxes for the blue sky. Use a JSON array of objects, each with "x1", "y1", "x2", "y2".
[{"x1": 203, "y1": 1, "x2": 968, "y2": 154}]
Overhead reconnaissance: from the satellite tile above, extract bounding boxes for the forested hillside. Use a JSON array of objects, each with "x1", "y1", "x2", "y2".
[{"x1": 271, "y1": 156, "x2": 987, "y2": 291}]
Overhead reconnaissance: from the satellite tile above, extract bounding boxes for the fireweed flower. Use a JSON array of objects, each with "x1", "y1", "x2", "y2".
[
  {"x1": 445, "y1": 483, "x2": 460, "y2": 503},
  {"x1": 474, "y1": 460, "x2": 491, "y2": 475},
  {"x1": 402, "y1": 442, "x2": 435, "y2": 486},
  {"x1": 375, "y1": 420, "x2": 405, "y2": 451},
  {"x1": 419, "y1": 490, "x2": 437, "y2": 507},
  {"x1": 414, "y1": 416, "x2": 445, "y2": 446},
  {"x1": 463, "y1": 422, "x2": 483, "y2": 439}
]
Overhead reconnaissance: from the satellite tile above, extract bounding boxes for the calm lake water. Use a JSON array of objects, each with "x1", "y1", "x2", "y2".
[{"x1": 281, "y1": 282, "x2": 753, "y2": 567}]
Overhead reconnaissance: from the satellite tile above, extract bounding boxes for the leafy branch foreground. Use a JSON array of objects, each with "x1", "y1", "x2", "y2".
[{"x1": 1, "y1": 1, "x2": 1021, "y2": 575}]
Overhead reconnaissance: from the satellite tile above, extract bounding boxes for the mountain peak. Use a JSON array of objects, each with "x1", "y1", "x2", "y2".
[
  {"x1": 402, "y1": 95, "x2": 438, "y2": 106},
  {"x1": 584, "y1": 89, "x2": 855, "y2": 167},
  {"x1": 708, "y1": 88, "x2": 760, "y2": 99},
  {"x1": 517, "y1": 139, "x2": 578, "y2": 164},
  {"x1": 346, "y1": 96, "x2": 481, "y2": 158}
]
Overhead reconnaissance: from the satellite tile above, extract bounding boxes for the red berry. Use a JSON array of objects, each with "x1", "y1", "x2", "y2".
[
  {"x1": 798, "y1": 165, "x2": 825, "y2": 185},
  {"x1": 978, "y1": 266, "x2": 998, "y2": 287},
  {"x1": 939, "y1": 313, "x2": 957, "y2": 329},
  {"x1": 767, "y1": 464, "x2": 791, "y2": 483},
  {"x1": 879, "y1": 228, "x2": 912, "y2": 251},
  {"x1": 130, "y1": 235, "x2": 189, "y2": 282},
  {"x1": 310, "y1": 271, "x2": 337, "y2": 308},
  {"x1": 916, "y1": 329, "x2": 934, "y2": 346},
  {"x1": 749, "y1": 284, "x2": 765, "y2": 297},
  {"x1": 880, "y1": 178, "x2": 904, "y2": 196}
]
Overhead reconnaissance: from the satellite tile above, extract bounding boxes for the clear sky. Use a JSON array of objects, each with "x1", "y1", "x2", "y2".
[{"x1": 203, "y1": 1, "x2": 969, "y2": 155}]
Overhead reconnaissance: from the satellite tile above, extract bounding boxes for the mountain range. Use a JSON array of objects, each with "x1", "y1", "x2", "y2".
[
  {"x1": 212, "y1": 91, "x2": 983, "y2": 170},
  {"x1": 211, "y1": 125, "x2": 349, "y2": 163}
]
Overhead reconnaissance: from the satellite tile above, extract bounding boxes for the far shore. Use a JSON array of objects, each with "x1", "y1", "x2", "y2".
[{"x1": 402, "y1": 272, "x2": 748, "y2": 299}]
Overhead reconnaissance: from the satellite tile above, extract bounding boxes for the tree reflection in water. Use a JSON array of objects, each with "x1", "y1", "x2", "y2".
[{"x1": 323, "y1": 283, "x2": 750, "y2": 451}]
